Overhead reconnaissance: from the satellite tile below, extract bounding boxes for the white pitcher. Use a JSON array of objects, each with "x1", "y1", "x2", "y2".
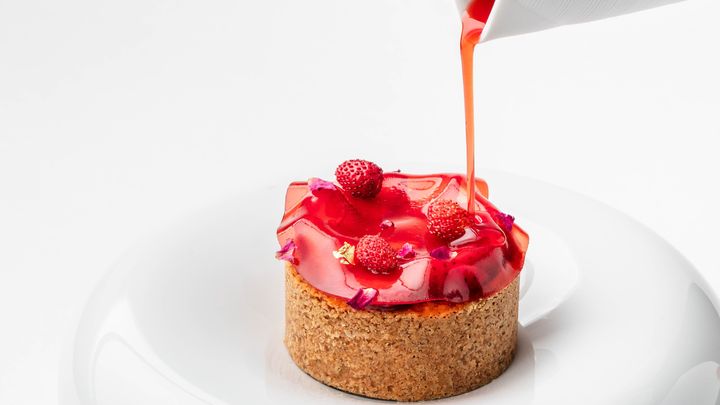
[{"x1": 456, "y1": 0, "x2": 684, "y2": 41}]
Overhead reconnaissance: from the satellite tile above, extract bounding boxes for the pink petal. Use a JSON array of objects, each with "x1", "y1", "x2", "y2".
[
  {"x1": 308, "y1": 178, "x2": 336, "y2": 195},
  {"x1": 347, "y1": 288, "x2": 378, "y2": 310},
  {"x1": 496, "y1": 212, "x2": 515, "y2": 232},
  {"x1": 396, "y1": 242, "x2": 415, "y2": 259},
  {"x1": 275, "y1": 239, "x2": 298, "y2": 264},
  {"x1": 430, "y1": 246, "x2": 457, "y2": 260}
]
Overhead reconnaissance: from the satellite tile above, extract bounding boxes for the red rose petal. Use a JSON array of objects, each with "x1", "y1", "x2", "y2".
[
  {"x1": 308, "y1": 178, "x2": 337, "y2": 195},
  {"x1": 347, "y1": 287, "x2": 378, "y2": 310},
  {"x1": 430, "y1": 246, "x2": 457, "y2": 260},
  {"x1": 496, "y1": 212, "x2": 515, "y2": 233},
  {"x1": 396, "y1": 242, "x2": 416, "y2": 259},
  {"x1": 275, "y1": 239, "x2": 298, "y2": 264}
]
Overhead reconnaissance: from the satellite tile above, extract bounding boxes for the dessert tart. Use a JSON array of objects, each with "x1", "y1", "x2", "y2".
[{"x1": 276, "y1": 159, "x2": 529, "y2": 401}]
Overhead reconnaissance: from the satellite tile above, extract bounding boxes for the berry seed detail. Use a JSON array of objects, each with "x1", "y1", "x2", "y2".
[
  {"x1": 427, "y1": 199, "x2": 470, "y2": 242},
  {"x1": 335, "y1": 159, "x2": 384, "y2": 199},
  {"x1": 355, "y1": 235, "x2": 398, "y2": 274}
]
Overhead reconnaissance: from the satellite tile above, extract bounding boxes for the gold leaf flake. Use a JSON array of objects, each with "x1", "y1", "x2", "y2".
[{"x1": 332, "y1": 242, "x2": 355, "y2": 265}]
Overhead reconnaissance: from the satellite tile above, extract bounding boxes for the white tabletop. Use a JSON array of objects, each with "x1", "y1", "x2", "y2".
[{"x1": 1, "y1": 0, "x2": 719, "y2": 403}]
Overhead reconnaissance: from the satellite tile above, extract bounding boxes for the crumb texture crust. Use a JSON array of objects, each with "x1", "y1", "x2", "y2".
[{"x1": 284, "y1": 265, "x2": 519, "y2": 401}]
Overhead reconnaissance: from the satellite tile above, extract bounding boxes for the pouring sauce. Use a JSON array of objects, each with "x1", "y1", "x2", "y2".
[{"x1": 461, "y1": 0, "x2": 495, "y2": 213}]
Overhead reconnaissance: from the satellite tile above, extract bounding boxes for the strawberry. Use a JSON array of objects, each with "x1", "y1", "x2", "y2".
[
  {"x1": 355, "y1": 235, "x2": 397, "y2": 274},
  {"x1": 426, "y1": 199, "x2": 469, "y2": 241},
  {"x1": 335, "y1": 159, "x2": 384, "y2": 199}
]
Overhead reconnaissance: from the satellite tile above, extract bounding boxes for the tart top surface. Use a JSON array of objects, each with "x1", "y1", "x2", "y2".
[{"x1": 276, "y1": 160, "x2": 528, "y2": 308}]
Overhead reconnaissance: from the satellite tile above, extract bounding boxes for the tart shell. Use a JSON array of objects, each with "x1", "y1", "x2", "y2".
[{"x1": 284, "y1": 264, "x2": 519, "y2": 401}]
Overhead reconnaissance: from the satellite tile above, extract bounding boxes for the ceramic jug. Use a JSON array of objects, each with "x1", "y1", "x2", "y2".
[{"x1": 456, "y1": 0, "x2": 683, "y2": 41}]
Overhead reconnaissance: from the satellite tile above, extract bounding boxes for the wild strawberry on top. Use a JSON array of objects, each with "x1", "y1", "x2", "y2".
[
  {"x1": 426, "y1": 199, "x2": 470, "y2": 242},
  {"x1": 355, "y1": 234, "x2": 398, "y2": 274},
  {"x1": 335, "y1": 159, "x2": 384, "y2": 199}
]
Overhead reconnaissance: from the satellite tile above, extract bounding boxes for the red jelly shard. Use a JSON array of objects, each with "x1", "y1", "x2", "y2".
[
  {"x1": 347, "y1": 287, "x2": 379, "y2": 310},
  {"x1": 277, "y1": 173, "x2": 528, "y2": 306}
]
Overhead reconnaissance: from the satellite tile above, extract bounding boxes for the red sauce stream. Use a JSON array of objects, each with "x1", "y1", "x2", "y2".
[{"x1": 461, "y1": 0, "x2": 495, "y2": 214}]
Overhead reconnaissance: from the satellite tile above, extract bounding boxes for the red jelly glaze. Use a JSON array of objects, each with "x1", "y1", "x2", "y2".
[{"x1": 277, "y1": 173, "x2": 528, "y2": 306}]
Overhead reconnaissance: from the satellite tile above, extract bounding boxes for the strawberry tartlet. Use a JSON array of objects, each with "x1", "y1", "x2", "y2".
[{"x1": 276, "y1": 159, "x2": 528, "y2": 401}]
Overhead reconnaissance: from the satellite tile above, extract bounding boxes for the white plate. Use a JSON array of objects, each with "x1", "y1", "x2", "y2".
[{"x1": 62, "y1": 172, "x2": 720, "y2": 405}]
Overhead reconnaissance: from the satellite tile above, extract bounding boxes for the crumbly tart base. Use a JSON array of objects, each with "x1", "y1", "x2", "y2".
[{"x1": 284, "y1": 264, "x2": 519, "y2": 401}]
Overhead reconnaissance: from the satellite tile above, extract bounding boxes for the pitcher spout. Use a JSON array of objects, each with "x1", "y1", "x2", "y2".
[{"x1": 455, "y1": 0, "x2": 685, "y2": 42}]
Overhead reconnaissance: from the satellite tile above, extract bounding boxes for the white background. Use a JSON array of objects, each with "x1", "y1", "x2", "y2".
[{"x1": 1, "y1": 0, "x2": 718, "y2": 403}]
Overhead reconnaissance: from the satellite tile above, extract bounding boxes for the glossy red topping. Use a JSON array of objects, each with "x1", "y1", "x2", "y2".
[{"x1": 276, "y1": 172, "x2": 528, "y2": 306}]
